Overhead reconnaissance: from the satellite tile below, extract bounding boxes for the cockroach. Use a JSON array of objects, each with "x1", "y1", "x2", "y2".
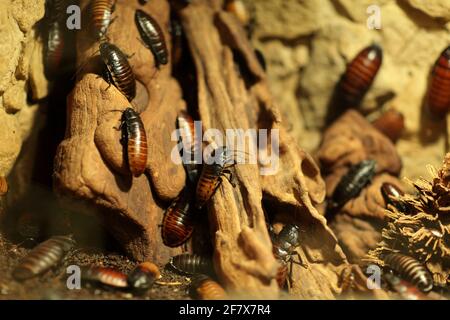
[
  {"x1": 384, "y1": 273, "x2": 430, "y2": 300},
  {"x1": 120, "y1": 107, "x2": 148, "y2": 177},
  {"x1": 82, "y1": 266, "x2": 128, "y2": 289},
  {"x1": 176, "y1": 112, "x2": 201, "y2": 184},
  {"x1": 0, "y1": 176, "x2": 8, "y2": 196},
  {"x1": 384, "y1": 253, "x2": 433, "y2": 292},
  {"x1": 372, "y1": 109, "x2": 405, "y2": 143},
  {"x1": 135, "y1": 9, "x2": 168, "y2": 67},
  {"x1": 195, "y1": 146, "x2": 236, "y2": 209},
  {"x1": 427, "y1": 46, "x2": 450, "y2": 117},
  {"x1": 12, "y1": 235, "x2": 76, "y2": 281},
  {"x1": 380, "y1": 182, "x2": 407, "y2": 213},
  {"x1": 328, "y1": 159, "x2": 377, "y2": 212},
  {"x1": 162, "y1": 190, "x2": 195, "y2": 247},
  {"x1": 44, "y1": 21, "x2": 64, "y2": 80},
  {"x1": 127, "y1": 262, "x2": 160, "y2": 291},
  {"x1": 169, "y1": 253, "x2": 213, "y2": 275},
  {"x1": 89, "y1": 0, "x2": 116, "y2": 39},
  {"x1": 190, "y1": 274, "x2": 227, "y2": 300},
  {"x1": 271, "y1": 224, "x2": 304, "y2": 289},
  {"x1": 100, "y1": 42, "x2": 136, "y2": 101},
  {"x1": 339, "y1": 265, "x2": 356, "y2": 293},
  {"x1": 339, "y1": 44, "x2": 383, "y2": 107}
]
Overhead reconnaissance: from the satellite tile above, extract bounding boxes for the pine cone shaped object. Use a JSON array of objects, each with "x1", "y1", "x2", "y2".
[{"x1": 367, "y1": 154, "x2": 450, "y2": 289}]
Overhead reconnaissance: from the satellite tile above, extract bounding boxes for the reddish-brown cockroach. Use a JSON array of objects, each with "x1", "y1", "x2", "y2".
[
  {"x1": 372, "y1": 109, "x2": 405, "y2": 143},
  {"x1": 162, "y1": 190, "x2": 196, "y2": 247},
  {"x1": 135, "y1": 9, "x2": 168, "y2": 67},
  {"x1": 195, "y1": 146, "x2": 236, "y2": 209},
  {"x1": 190, "y1": 274, "x2": 227, "y2": 300},
  {"x1": 176, "y1": 112, "x2": 201, "y2": 184},
  {"x1": 427, "y1": 46, "x2": 450, "y2": 117},
  {"x1": 12, "y1": 235, "x2": 76, "y2": 281},
  {"x1": 89, "y1": 0, "x2": 116, "y2": 39},
  {"x1": 120, "y1": 108, "x2": 148, "y2": 177},
  {"x1": 100, "y1": 42, "x2": 136, "y2": 101},
  {"x1": 169, "y1": 253, "x2": 213, "y2": 275},
  {"x1": 82, "y1": 266, "x2": 128, "y2": 288},
  {"x1": 339, "y1": 44, "x2": 383, "y2": 107},
  {"x1": 380, "y1": 182, "x2": 407, "y2": 213},
  {"x1": 0, "y1": 176, "x2": 8, "y2": 196},
  {"x1": 328, "y1": 159, "x2": 376, "y2": 213},
  {"x1": 384, "y1": 253, "x2": 433, "y2": 292},
  {"x1": 127, "y1": 262, "x2": 161, "y2": 291}
]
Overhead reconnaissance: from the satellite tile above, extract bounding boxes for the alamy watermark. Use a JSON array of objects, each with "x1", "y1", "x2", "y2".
[{"x1": 170, "y1": 121, "x2": 280, "y2": 176}]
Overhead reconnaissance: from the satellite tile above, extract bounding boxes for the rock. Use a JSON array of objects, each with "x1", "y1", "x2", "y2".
[
  {"x1": 3, "y1": 81, "x2": 27, "y2": 113},
  {"x1": 408, "y1": 0, "x2": 450, "y2": 21},
  {"x1": 250, "y1": 0, "x2": 450, "y2": 181}
]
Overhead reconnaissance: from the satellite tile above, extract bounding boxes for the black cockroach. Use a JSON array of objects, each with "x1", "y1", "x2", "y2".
[
  {"x1": 127, "y1": 262, "x2": 160, "y2": 291},
  {"x1": 100, "y1": 42, "x2": 136, "y2": 101},
  {"x1": 120, "y1": 107, "x2": 148, "y2": 177},
  {"x1": 82, "y1": 266, "x2": 128, "y2": 289},
  {"x1": 135, "y1": 9, "x2": 168, "y2": 67},
  {"x1": 372, "y1": 109, "x2": 405, "y2": 143},
  {"x1": 271, "y1": 224, "x2": 304, "y2": 289},
  {"x1": 427, "y1": 46, "x2": 450, "y2": 117},
  {"x1": 169, "y1": 253, "x2": 213, "y2": 275},
  {"x1": 176, "y1": 112, "x2": 201, "y2": 184},
  {"x1": 381, "y1": 182, "x2": 407, "y2": 213},
  {"x1": 162, "y1": 189, "x2": 195, "y2": 247},
  {"x1": 0, "y1": 176, "x2": 8, "y2": 196},
  {"x1": 190, "y1": 274, "x2": 227, "y2": 300},
  {"x1": 44, "y1": 21, "x2": 65, "y2": 79},
  {"x1": 12, "y1": 235, "x2": 76, "y2": 281},
  {"x1": 328, "y1": 159, "x2": 377, "y2": 212},
  {"x1": 384, "y1": 273, "x2": 430, "y2": 300},
  {"x1": 384, "y1": 253, "x2": 433, "y2": 292},
  {"x1": 339, "y1": 44, "x2": 383, "y2": 107},
  {"x1": 89, "y1": 0, "x2": 116, "y2": 39},
  {"x1": 195, "y1": 146, "x2": 236, "y2": 209}
]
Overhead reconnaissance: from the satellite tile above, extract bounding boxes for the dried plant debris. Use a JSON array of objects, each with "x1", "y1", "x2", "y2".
[{"x1": 367, "y1": 153, "x2": 450, "y2": 290}]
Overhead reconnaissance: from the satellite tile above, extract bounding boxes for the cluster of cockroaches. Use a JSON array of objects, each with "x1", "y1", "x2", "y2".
[{"x1": 325, "y1": 42, "x2": 450, "y2": 298}]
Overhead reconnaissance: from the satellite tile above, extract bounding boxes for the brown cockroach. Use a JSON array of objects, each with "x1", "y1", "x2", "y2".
[
  {"x1": 82, "y1": 266, "x2": 128, "y2": 288},
  {"x1": 190, "y1": 274, "x2": 227, "y2": 300},
  {"x1": 0, "y1": 176, "x2": 8, "y2": 196},
  {"x1": 127, "y1": 262, "x2": 161, "y2": 291},
  {"x1": 380, "y1": 182, "x2": 407, "y2": 213},
  {"x1": 169, "y1": 253, "x2": 213, "y2": 275},
  {"x1": 384, "y1": 273, "x2": 430, "y2": 300},
  {"x1": 339, "y1": 44, "x2": 383, "y2": 107},
  {"x1": 119, "y1": 108, "x2": 148, "y2": 177},
  {"x1": 372, "y1": 109, "x2": 405, "y2": 143},
  {"x1": 89, "y1": 0, "x2": 116, "y2": 39},
  {"x1": 328, "y1": 159, "x2": 376, "y2": 213},
  {"x1": 427, "y1": 46, "x2": 450, "y2": 117},
  {"x1": 195, "y1": 146, "x2": 236, "y2": 209},
  {"x1": 162, "y1": 189, "x2": 196, "y2": 247},
  {"x1": 135, "y1": 9, "x2": 168, "y2": 67},
  {"x1": 384, "y1": 253, "x2": 433, "y2": 292},
  {"x1": 12, "y1": 235, "x2": 76, "y2": 281},
  {"x1": 176, "y1": 112, "x2": 201, "y2": 184},
  {"x1": 100, "y1": 42, "x2": 136, "y2": 101}
]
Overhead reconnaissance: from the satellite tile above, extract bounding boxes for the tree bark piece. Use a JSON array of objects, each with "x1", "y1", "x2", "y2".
[
  {"x1": 179, "y1": 1, "x2": 347, "y2": 298},
  {"x1": 54, "y1": 0, "x2": 186, "y2": 262}
]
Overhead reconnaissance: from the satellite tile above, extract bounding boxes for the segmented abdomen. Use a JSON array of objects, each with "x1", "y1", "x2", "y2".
[
  {"x1": 162, "y1": 191, "x2": 195, "y2": 247},
  {"x1": 427, "y1": 46, "x2": 450, "y2": 116},
  {"x1": 384, "y1": 253, "x2": 433, "y2": 292}
]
